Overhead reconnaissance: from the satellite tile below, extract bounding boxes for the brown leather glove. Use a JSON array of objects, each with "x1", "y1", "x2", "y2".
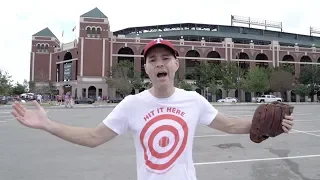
[{"x1": 250, "y1": 101, "x2": 294, "y2": 143}]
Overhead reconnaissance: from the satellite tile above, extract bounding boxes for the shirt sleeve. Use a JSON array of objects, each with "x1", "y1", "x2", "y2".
[
  {"x1": 197, "y1": 93, "x2": 219, "y2": 125},
  {"x1": 102, "y1": 95, "x2": 132, "y2": 135}
]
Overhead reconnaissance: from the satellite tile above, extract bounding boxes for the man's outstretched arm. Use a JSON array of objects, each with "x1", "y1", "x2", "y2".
[
  {"x1": 208, "y1": 112, "x2": 294, "y2": 134},
  {"x1": 44, "y1": 121, "x2": 118, "y2": 148},
  {"x1": 11, "y1": 101, "x2": 118, "y2": 148},
  {"x1": 208, "y1": 112, "x2": 252, "y2": 134},
  {"x1": 196, "y1": 93, "x2": 294, "y2": 134}
]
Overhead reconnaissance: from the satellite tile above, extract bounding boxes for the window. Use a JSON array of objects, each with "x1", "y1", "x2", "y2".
[
  {"x1": 45, "y1": 44, "x2": 49, "y2": 52},
  {"x1": 97, "y1": 27, "x2": 101, "y2": 38},
  {"x1": 91, "y1": 27, "x2": 96, "y2": 37},
  {"x1": 86, "y1": 26, "x2": 102, "y2": 38},
  {"x1": 36, "y1": 43, "x2": 49, "y2": 52},
  {"x1": 86, "y1": 27, "x2": 91, "y2": 37},
  {"x1": 41, "y1": 44, "x2": 44, "y2": 52}
]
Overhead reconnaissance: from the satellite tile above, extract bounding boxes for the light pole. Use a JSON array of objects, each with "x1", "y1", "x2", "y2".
[{"x1": 236, "y1": 53, "x2": 241, "y2": 102}]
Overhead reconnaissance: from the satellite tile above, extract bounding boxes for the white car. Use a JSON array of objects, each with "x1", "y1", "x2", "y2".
[
  {"x1": 255, "y1": 95, "x2": 283, "y2": 103},
  {"x1": 217, "y1": 97, "x2": 238, "y2": 103}
]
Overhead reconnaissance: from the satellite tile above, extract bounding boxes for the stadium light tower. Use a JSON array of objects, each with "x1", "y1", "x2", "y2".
[
  {"x1": 310, "y1": 26, "x2": 320, "y2": 36},
  {"x1": 231, "y1": 15, "x2": 283, "y2": 32}
]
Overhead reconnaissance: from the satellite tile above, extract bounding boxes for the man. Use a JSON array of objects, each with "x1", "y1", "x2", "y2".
[
  {"x1": 36, "y1": 94, "x2": 42, "y2": 104},
  {"x1": 11, "y1": 38, "x2": 294, "y2": 180}
]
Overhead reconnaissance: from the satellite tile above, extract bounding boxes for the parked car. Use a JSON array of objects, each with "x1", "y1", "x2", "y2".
[
  {"x1": 254, "y1": 95, "x2": 282, "y2": 103},
  {"x1": 74, "y1": 97, "x2": 95, "y2": 104},
  {"x1": 217, "y1": 97, "x2": 238, "y2": 103},
  {"x1": 0, "y1": 96, "x2": 8, "y2": 104},
  {"x1": 107, "y1": 97, "x2": 123, "y2": 103}
]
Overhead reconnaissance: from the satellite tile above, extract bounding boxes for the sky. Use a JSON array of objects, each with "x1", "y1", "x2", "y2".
[{"x1": 0, "y1": 0, "x2": 319, "y2": 84}]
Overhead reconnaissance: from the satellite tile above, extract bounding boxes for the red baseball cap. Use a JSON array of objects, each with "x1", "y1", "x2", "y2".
[{"x1": 143, "y1": 38, "x2": 178, "y2": 58}]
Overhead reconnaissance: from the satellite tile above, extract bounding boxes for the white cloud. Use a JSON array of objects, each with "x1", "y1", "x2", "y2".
[{"x1": 1, "y1": 0, "x2": 319, "y2": 84}]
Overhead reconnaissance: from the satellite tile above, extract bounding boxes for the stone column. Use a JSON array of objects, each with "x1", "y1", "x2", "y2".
[
  {"x1": 134, "y1": 57, "x2": 141, "y2": 73},
  {"x1": 222, "y1": 90, "x2": 227, "y2": 98},
  {"x1": 241, "y1": 90, "x2": 245, "y2": 102},
  {"x1": 86, "y1": 88, "x2": 88, "y2": 98},
  {"x1": 251, "y1": 92, "x2": 255, "y2": 102},
  {"x1": 314, "y1": 94, "x2": 318, "y2": 102},
  {"x1": 212, "y1": 95, "x2": 216, "y2": 102},
  {"x1": 287, "y1": 91, "x2": 291, "y2": 102}
]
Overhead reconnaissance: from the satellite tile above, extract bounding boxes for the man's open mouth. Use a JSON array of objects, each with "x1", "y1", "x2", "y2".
[{"x1": 157, "y1": 72, "x2": 168, "y2": 78}]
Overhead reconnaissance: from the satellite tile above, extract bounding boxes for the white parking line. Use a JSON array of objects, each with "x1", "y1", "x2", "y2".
[
  {"x1": 195, "y1": 134, "x2": 233, "y2": 138},
  {"x1": 0, "y1": 111, "x2": 10, "y2": 114},
  {"x1": 194, "y1": 154, "x2": 320, "y2": 166},
  {"x1": 235, "y1": 113, "x2": 315, "y2": 117},
  {"x1": 0, "y1": 115, "x2": 12, "y2": 118},
  {"x1": 0, "y1": 121, "x2": 7, "y2": 123},
  {"x1": 299, "y1": 130, "x2": 320, "y2": 133},
  {"x1": 295, "y1": 120, "x2": 319, "y2": 122},
  {"x1": 0, "y1": 111, "x2": 49, "y2": 122},
  {"x1": 293, "y1": 113, "x2": 313, "y2": 116},
  {"x1": 292, "y1": 129, "x2": 320, "y2": 137},
  {"x1": 194, "y1": 130, "x2": 320, "y2": 138}
]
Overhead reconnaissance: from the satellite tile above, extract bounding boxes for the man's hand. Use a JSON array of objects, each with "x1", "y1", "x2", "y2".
[
  {"x1": 250, "y1": 102, "x2": 295, "y2": 143},
  {"x1": 11, "y1": 100, "x2": 51, "y2": 130},
  {"x1": 11, "y1": 100, "x2": 118, "y2": 148},
  {"x1": 282, "y1": 115, "x2": 294, "y2": 133}
]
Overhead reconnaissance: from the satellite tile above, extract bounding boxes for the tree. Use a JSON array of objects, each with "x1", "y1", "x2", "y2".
[
  {"x1": 279, "y1": 63, "x2": 295, "y2": 75},
  {"x1": 0, "y1": 70, "x2": 13, "y2": 96},
  {"x1": 28, "y1": 81, "x2": 36, "y2": 93},
  {"x1": 22, "y1": 79, "x2": 29, "y2": 92},
  {"x1": 269, "y1": 68, "x2": 294, "y2": 100},
  {"x1": 131, "y1": 71, "x2": 145, "y2": 90},
  {"x1": 220, "y1": 61, "x2": 245, "y2": 95},
  {"x1": 11, "y1": 82, "x2": 26, "y2": 95},
  {"x1": 294, "y1": 84, "x2": 310, "y2": 101},
  {"x1": 178, "y1": 80, "x2": 193, "y2": 91},
  {"x1": 190, "y1": 61, "x2": 220, "y2": 94},
  {"x1": 298, "y1": 64, "x2": 320, "y2": 101},
  {"x1": 41, "y1": 82, "x2": 58, "y2": 96},
  {"x1": 106, "y1": 60, "x2": 144, "y2": 97},
  {"x1": 242, "y1": 66, "x2": 269, "y2": 95},
  {"x1": 207, "y1": 81, "x2": 218, "y2": 95}
]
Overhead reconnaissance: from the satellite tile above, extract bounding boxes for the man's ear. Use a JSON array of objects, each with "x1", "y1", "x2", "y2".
[
  {"x1": 144, "y1": 63, "x2": 148, "y2": 74},
  {"x1": 175, "y1": 58, "x2": 179, "y2": 70}
]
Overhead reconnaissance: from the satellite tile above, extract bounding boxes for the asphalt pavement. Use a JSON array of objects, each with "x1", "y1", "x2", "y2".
[{"x1": 1, "y1": 104, "x2": 320, "y2": 180}]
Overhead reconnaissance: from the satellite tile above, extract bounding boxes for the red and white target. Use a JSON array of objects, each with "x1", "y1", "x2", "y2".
[{"x1": 139, "y1": 114, "x2": 189, "y2": 173}]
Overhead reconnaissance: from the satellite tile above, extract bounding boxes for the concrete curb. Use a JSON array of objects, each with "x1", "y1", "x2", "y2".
[
  {"x1": 210, "y1": 102, "x2": 320, "y2": 106},
  {"x1": 0, "y1": 104, "x2": 118, "y2": 109},
  {"x1": 1, "y1": 102, "x2": 319, "y2": 110}
]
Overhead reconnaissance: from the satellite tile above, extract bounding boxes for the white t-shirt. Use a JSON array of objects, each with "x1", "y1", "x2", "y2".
[{"x1": 103, "y1": 88, "x2": 218, "y2": 180}]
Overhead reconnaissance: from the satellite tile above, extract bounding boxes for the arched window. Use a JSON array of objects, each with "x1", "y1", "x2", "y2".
[
  {"x1": 86, "y1": 27, "x2": 91, "y2": 37},
  {"x1": 97, "y1": 27, "x2": 101, "y2": 38},
  {"x1": 37, "y1": 44, "x2": 41, "y2": 52},
  {"x1": 92, "y1": 27, "x2": 96, "y2": 37},
  {"x1": 41, "y1": 44, "x2": 44, "y2": 52},
  {"x1": 45, "y1": 44, "x2": 49, "y2": 52}
]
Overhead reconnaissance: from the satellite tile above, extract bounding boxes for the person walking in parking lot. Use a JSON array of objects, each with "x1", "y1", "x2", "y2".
[{"x1": 11, "y1": 38, "x2": 295, "y2": 180}]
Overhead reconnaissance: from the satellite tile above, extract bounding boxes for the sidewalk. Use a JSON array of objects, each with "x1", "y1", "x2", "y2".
[
  {"x1": 1, "y1": 101, "x2": 319, "y2": 109},
  {"x1": 210, "y1": 102, "x2": 320, "y2": 106}
]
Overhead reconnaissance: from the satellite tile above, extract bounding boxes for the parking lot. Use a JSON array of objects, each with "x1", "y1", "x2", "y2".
[{"x1": 1, "y1": 104, "x2": 320, "y2": 180}]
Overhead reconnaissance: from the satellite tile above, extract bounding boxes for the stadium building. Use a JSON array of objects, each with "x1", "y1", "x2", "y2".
[{"x1": 30, "y1": 7, "x2": 320, "y2": 102}]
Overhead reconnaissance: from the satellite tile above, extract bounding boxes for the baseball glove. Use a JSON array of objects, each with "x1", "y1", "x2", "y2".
[{"x1": 250, "y1": 101, "x2": 294, "y2": 143}]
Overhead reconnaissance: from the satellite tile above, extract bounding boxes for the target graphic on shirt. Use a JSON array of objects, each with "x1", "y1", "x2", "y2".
[{"x1": 139, "y1": 114, "x2": 189, "y2": 172}]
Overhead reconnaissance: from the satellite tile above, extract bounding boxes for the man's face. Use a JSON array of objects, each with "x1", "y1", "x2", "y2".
[{"x1": 144, "y1": 46, "x2": 179, "y2": 88}]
